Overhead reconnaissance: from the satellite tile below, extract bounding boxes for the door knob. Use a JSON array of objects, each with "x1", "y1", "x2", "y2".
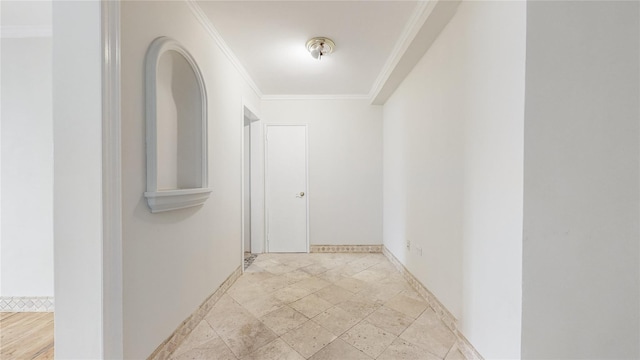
[{"x1": 298, "y1": 192, "x2": 305, "y2": 197}]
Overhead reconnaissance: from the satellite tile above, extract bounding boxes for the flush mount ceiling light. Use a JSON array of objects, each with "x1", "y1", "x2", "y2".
[{"x1": 306, "y1": 37, "x2": 335, "y2": 60}]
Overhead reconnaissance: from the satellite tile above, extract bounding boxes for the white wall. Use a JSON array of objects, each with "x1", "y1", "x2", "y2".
[
  {"x1": 261, "y1": 99, "x2": 382, "y2": 246},
  {"x1": 121, "y1": 1, "x2": 261, "y2": 358},
  {"x1": 521, "y1": 1, "x2": 640, "y2": 358},
  {"x1": 382, "y1": 1, "x2": 525, "y2": 358},
  {"x1": 0, "y1": 36, "x2": 53, "y2": 298}
]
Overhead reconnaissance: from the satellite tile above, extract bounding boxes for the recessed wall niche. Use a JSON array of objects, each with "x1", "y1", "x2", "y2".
[{"x1": 144, "y1": 37, "x2": 211, "y2": 213}]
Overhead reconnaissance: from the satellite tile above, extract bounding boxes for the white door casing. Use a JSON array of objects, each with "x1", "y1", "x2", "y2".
[{"x1": 265, "y1": 125, "x2": 308, "y2": 253}]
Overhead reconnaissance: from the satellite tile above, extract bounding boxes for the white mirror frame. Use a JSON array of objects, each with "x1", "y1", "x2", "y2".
[{"x1": 144, "y1": 36, "x2": 211, "y2": 213}]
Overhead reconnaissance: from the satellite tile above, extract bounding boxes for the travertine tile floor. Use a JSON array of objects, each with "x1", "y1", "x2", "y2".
[{"x1": 171, "y1": 253, "x2": 466, "y2": 360}]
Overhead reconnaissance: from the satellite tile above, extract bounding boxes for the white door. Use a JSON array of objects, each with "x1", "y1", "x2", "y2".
[{"x1": 266, "y1": 125, "x2": 308, "y2": 252}]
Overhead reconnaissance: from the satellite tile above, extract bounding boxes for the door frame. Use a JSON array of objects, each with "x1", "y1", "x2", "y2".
[
  {"x1": 264, "y1": 124, "x2": 310, "y2": 253},
  {"x1": 240, "y1": 101, "x2": 263, "y2": 271}
]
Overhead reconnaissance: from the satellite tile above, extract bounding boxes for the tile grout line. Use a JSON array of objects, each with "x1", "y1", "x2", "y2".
[{"x1": 205, "y1": 315, "x2": 241, "y2": 360}]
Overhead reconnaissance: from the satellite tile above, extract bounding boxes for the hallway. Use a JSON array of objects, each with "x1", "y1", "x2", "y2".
[{"x1": 170, "y1": 253, "x2": 465, "y2": 360}]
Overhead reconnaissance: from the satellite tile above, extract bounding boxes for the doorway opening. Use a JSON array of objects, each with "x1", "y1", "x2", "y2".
[{"x1": 241, "y1": 104, "x2": 264, "y2": 270}]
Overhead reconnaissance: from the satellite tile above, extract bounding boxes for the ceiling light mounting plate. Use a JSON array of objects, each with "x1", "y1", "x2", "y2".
[{"x1": 306, "y1": 37, "x2": 335, "y2": 60}]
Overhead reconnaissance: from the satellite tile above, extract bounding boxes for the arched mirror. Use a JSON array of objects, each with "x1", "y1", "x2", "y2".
[{"x1": 144, "y1": 37, "x2": 211, "y2": 213}]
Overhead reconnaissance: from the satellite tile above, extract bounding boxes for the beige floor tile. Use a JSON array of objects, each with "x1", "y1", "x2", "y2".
[
  {"x1": 315, "y1": 268, "x2": 349, "y2": 283},
  {"x1": 385, "y1": 292, "x2": 428, "y2": 319},
  {"x1": 377, "y1": 272, "x2": 412, "y2": 287},
  {"x1": 337, "y1": 262, "x2": 372, "y2": 276},
  {"x1": 227, "y1": 283, "x2": 267, "y2": 305},
  {"x1": 259, "y1": 275, "x2": 292, "y2": 293},
  {"x1": 292, "y1": 277, "x2": 331, "y2": 292},
  {"x1": 240, "y1": 294, "x2": 285, "y2": 318},
  {"x1": 173, "y1": 320, "x2": 219, "y2": 356},
  {"x1": 266, "y1": 264, "x2": 298, "y2": 275},
  {"x1": 335, "y1": 293, "x2": 381, "y2": 318},
  {"x1": 312, "y1": 306, "x2": 363, "y2": 336},
  {"x1": 358, "y1": 285, "x2": 403, "y2": 303},
  {"x1": 365, "y1": 306, "x2": 415, "y2": 336},
  {"x1": 171, "y1": 337, "x2": 237, "y2": 360},
  {"x1": 272, "y1": 285, "x2": 314, "y2": 304},
  {"x1": 308, "y1": 338, "x2": 372, "y2": 360},
  {"x1": 281, "y1": 257, "x2": 316, "y2": 270},
  {"x1": 173, "y1": 253, "x2": 463, "y2": 360},
  {"x1": 204, "y1": 295, "x2": 257, "y2": 336},
  {"x1": 281, "y1": 270, "x2": 314, "y2": 284},
  {"x1": 260, "y1": 305, "x2": 308, "y2": 335},
  {"x1": 281, "y1": 321, "x2": 337, "y2": 358},
  {"x1": 334, "y1": 277, "x2": 369, "y2": 293},
  {"x1": 444, "y1": 345, "x2": 466, "y2": 360},
  {"x1": 243, "y1": 264, "x2": 266, "y2": 273},
  {"x1": 255, "y1": 258, "x2": 298, "y2": 275},
  {"x1": 399, "y1": 308, "x2": 457, "y2": 358},
  {"x1": 369, "y1": 261, "x2": 399, "y2": 273},
  {"x1": 238, "y1": 270, "x2": 274, "y2": 284},
  {"x1": 397, "y1": 288, "x2": 426, "y2": 302},
  {"x1": 289, "y1": 294, "x2": 334, "y2": 318},
  {"x1": 314, "y1": 285, "x2": 355, "y2": 305},
  {"x1": 301, "y1": 264, "x2": 330, "y2": 275},
  {"x1": 340, "y1": 320, "x2": 396, "y2": 358},
  {"x1": 241, "y1": 338, "x2": 304, "y2": 360},
  {"x1": 316, "y1": 259, "x2": 347, "y2": 269},
  {"x1": 348, "y1": 255, "x2": 384, "y2": 270},
  {"x1": 252, "y1": 259, "x2": 280, "y2": 268},
  {"x1": 352, "y1": 268, "x2": 389, "y2": 283},
  {"x1": 377, "y1": 338, "x2": 440, "y2": 360},
  {"x1": 218, "y1": 319, "x2": 278, "y2": 358}
]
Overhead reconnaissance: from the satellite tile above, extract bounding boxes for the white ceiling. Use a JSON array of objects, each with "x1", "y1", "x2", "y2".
[{"x1": 196, "y1": 1, "x2": 419, "y2": 96}]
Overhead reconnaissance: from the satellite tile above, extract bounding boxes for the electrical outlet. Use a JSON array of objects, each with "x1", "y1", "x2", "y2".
[
  {"x1": 416, "y1": 246, "x2": 423, "y2": 256},
  {"x1": 406, "y1": 240, "x2": 410, "y2": 250}
]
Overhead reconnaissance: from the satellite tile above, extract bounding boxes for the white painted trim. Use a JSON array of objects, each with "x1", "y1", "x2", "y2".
[
  {"x1": 144, "y1": 37, "x2": 211, "y2": 213},
  {"x1": 305, "y1": 125, "x2": 310, "y2": 253},
  {"x1": 240, "y1": 100, "x2": 263, "y2": 270},
  {"x1": 368, "y1": 0, "x2": 436, "y2": 101},
  {"x1": 0, "y1": 297, "x2": 54, "y2": 312},
  {"x1": 144, "y1": 188, "x2": 213, "y2": 213},
  {"x1": 185, "y1": 0, "x2": 263, "y2": 99},
  {"x1": 101, "y1": 0, "x2": 123, "y2": 358},
  {"x1": 241, "y1": 102, "x2": 246, "y2": 272},
  {"x1": 264, "y1": 124, "x2": 310, "y2": 253},
  {"x1": 261, "y1": 94, "x2": 370, "y2": 101},
  {"x1": 0, "y1": 25, "x2": 52, "y2": 38}
]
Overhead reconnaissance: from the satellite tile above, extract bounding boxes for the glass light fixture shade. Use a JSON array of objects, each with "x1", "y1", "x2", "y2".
[{"x1": 309, "y1": 45, "x2": 322, "y2": 60}]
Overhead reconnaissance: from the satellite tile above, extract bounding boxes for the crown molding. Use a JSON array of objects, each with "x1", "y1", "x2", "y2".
[
  {"x1": 185, "y1": 0, "x2": 263, "y2": 99},
  {"x1": 262, "y1": 94, "x2": 370, "y2": 101},
  {"x1": 1, "y1": 25, "x2": 52, "y2": 38},
  {"x1": 368, "y1": 0, "x2": 436, "y2": 102}
]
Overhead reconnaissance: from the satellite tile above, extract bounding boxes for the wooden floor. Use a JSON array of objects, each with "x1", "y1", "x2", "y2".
[{"x1": 0, "y1": 312, "x2": 54, "y2": 359}]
